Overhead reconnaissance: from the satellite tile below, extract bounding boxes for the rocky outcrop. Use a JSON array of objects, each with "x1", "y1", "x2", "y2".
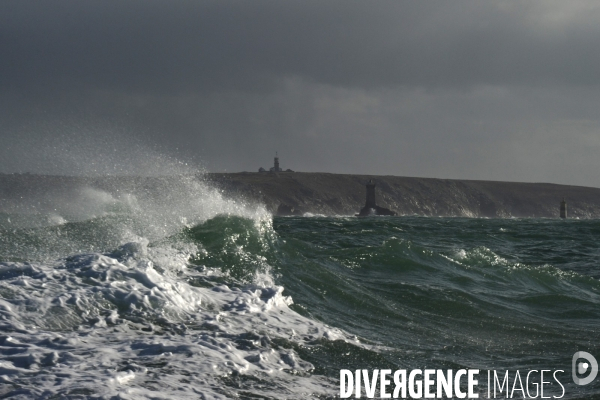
[
  {"x1": 3, "y1": 172, "x2": 600, "y2": 219},
  {"x1": 208, "y1": 172, "x2": 600, "y2": 218},
  {"x1": 276, "y1": 203, "x2": 304, "y2": 216}
]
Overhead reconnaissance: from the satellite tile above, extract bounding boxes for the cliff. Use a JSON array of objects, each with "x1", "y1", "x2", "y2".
[
  {"x1": 2, "y1": 172, "x2": 600, "y2": 219},
  {"x1": 208, "y1": 172, "x2": 600, "y2": 218}
]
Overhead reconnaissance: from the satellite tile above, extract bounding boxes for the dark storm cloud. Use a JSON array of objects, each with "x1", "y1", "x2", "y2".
[
  {"x1": 3, "y1": 0, "x2": 600, "y2": 95},
  {"x1": 2, "y1": 1, "x2": 600, "y2": 187}
]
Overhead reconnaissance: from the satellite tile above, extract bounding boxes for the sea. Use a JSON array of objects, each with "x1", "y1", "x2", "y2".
[{"x1": 1, "y1": 175, "x2": 600, "y2": 399}]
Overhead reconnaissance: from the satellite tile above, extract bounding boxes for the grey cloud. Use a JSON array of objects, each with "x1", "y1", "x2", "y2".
[
  {"x1": 2, "y1": 1, "x2": 600, "y2": 188},
  {"x1": 2, "y1": 1, "x2": 600, "y2": 96}
]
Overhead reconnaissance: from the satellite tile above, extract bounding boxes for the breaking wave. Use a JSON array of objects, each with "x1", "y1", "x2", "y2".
[{"x1": 1, "y1": 176, "x2": 600, "y2": 398}]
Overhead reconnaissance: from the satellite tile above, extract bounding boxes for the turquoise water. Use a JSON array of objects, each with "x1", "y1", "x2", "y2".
[{"x1": 2, "y1": 202, "x2": 600, "y2": 398}]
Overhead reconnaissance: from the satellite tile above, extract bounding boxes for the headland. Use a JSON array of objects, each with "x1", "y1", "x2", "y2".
[
  {"x1": 208, "y1": 172, "x2": 600, "y2": 218},
  {"x1": 3, "y1": 172, "x2": 600, "y2": 218}
]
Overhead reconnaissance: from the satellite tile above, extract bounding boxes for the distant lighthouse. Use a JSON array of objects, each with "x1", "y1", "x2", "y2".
[
  {"x1": 365, "y1": 179, "x2": 376, "y2": 209},
  {"x1": 560, "y1": 198, "x2": 567, "y2": 219},
  {"x1": 259, "y1": 152, "x2": 294, "y2": 172},
  {"x1": 356, "y1": 179, "x2": 396, "y2": 216}
]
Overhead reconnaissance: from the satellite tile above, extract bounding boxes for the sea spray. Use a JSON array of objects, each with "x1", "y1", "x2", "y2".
[
  {"x1": 2, "y1": 174, "x2": 600, "y2": 398},
  {"x1": 0, "y1": 172, "x2": 351, "y2": 398}
]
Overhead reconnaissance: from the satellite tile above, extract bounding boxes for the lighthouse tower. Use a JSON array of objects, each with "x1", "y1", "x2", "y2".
[
  {"x1": 560, "y1": 198, "x2": 567, "y2": 219},
  {"x1": 356, "y1": 179, "x2": 396, "y2": 216},
  {"x1": 259, "y1": 152, "x2": 293, "y2": 172},
  {"x1": 365, "y1": 179, "x2": 376, "y2": 209}
]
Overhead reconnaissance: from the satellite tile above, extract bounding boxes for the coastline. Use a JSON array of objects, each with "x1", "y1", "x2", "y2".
[
  {"x1": 3, "y1": 172, "x2": 600, "y2": 218},
  {"x1": 208, "y1": 172, "x2": 600, "y2": 218},
  {"x1": 207, "y1": 172, "x2": 600, "y2": 219}
]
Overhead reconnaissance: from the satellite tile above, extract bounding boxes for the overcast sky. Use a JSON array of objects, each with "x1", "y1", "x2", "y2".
[{"x1": 2, "y1": 1, "x2": 600, "y2": 186}]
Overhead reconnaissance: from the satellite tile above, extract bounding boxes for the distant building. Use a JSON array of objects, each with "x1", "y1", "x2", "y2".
[
  {"x1": 270, "y1": 154, "x2": 281, "y2": 172},
  {"x1": 259, "y1": 153, "x2": 294, "y2": 173},
  {"x1": 355, "y1": 179, "x2": 396, "y2": 217},
  {"x1": 560, "y1": 198, "x2": 567, "y2": 218}
]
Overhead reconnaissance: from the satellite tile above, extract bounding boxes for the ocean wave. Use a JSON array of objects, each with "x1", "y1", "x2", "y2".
[
  {"x1": 3, "y1": 178, "x2": 600, "y2": 398},
  {"x1": 0, "y1": 232, "x2": 356, "y2": 398}
]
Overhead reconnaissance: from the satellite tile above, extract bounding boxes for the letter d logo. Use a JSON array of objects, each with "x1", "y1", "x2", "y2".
[{"x1": 572, "y1": 351, "x2": 598, "y2": 385}]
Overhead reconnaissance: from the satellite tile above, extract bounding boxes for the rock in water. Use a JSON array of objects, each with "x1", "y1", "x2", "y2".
[{"x1": 277, "y1": 203, "x2": 304, "y2": 216}]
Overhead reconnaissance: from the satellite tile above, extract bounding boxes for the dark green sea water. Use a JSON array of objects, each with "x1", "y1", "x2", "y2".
[
  {"x1": 270, "y1": 217, "x2": 600, "y2": 384},
  {"x1": 2, "y1": 210, "x2": 600, "y2": 398}
]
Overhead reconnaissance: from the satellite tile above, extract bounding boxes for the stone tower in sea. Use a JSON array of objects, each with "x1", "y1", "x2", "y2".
[
  {"x1": 365, "y1": 179, "x2": 376, "y2": 209},
  {"x1": 560, "y1": 198, "x2": 567, "y2": 219},
  {"x1": 356, "y1": 179, "x2": 396, "y2": 217}
]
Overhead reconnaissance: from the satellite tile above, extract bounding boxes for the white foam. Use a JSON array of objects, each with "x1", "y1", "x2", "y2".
[
  {"x1": 0, "y1": 239, "x2": 346, "y2": 398},
  {"x1": 0, "y1": 170, "x2": 358, "y2": 397}
]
